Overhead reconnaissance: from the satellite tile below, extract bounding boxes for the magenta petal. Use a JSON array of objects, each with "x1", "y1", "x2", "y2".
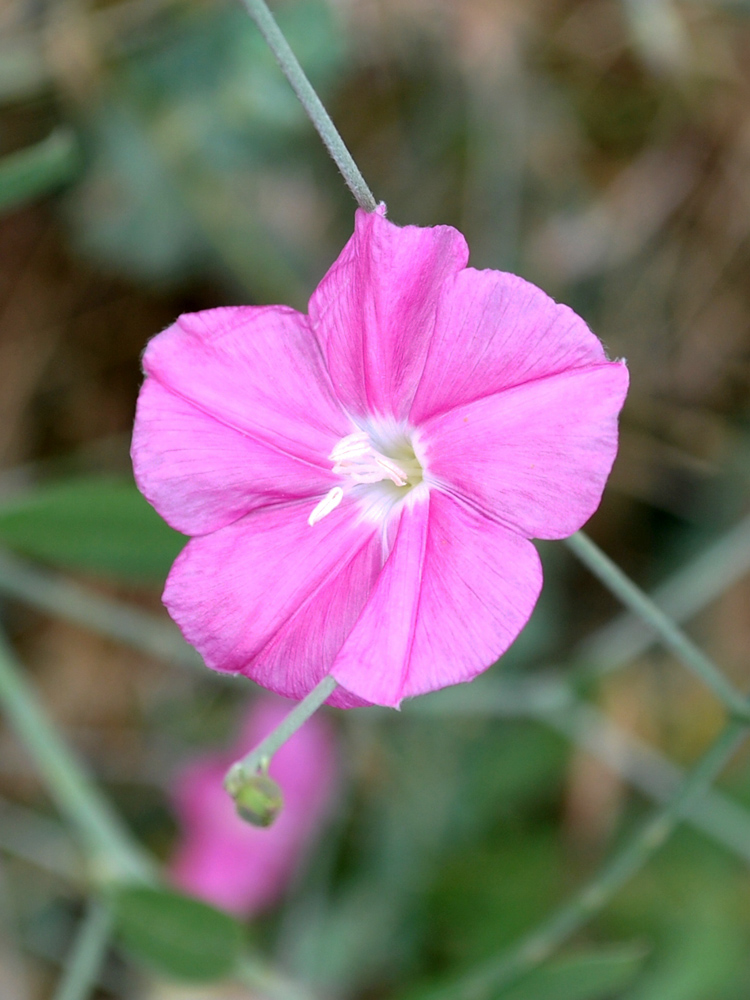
[
  {"x1": 309, "y1": 207, "x2": 469, "y2": 421},
  {"x1": 332, "y1": 492, "x2": 542, "y2": 706},
  {"x1": 143, "y1": 305, "x2": 350, "y2": 472},
  {"x1": 163, "y1": 499, "x2": 383, "y2": 707},
  {"x1": 132, "y1": 378, "x2": 339, "y2": 536},
  {"x1": 422, "y1": 362, "x2": 629, "y2": 539},
  {"x1": 132, "y1": 210, "x2": 629, "y2": 712},
  {"x1": 331, "y1": 497, "x2": 429, "y2": 707},
  {"x1": 410, "y1": 269, "x2": 612, "y2": 423}
]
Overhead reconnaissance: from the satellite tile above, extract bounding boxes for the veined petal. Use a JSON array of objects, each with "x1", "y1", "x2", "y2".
[
  {"x1": 332, "y1": 492, "x2": 542, "y2": 706},
  {"x1": 163, "y1": 499, "x2": 383, "y2": 708},
  {"x1": 309, "y1": 207, "x2": 469, "y2": 421},
  {"x1": 143, "y1": 305, "x2": 351, "y2": 471},
  {"x1": 133, "y1": 378, "x2": 338, "y2": 536},
  {"x1": 421, "y1": 362, "x2": 628, "y2": 539},
  {"x1": 410, "y1": 268, "x2": 612, "y2": 424}
]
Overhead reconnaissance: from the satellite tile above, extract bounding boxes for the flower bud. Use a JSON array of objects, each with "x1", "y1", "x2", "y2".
[
  {"x1": 168, "y1": 696, "x2": 337, "y2": 916},
  {"x1": 233, "y1": 773, "x2": 283, "y2": 827}
]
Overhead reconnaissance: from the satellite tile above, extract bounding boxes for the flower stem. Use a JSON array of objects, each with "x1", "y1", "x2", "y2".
[
  {"x1": 575, "y1": 509, "x2": 750, "y2": 674},
  {"x1": 52, "y1": 900, "x2": 112, "y2": 1000},
  {"x1": 565, "y1": 531, "x2": 750, "y2": 721},
  {"x1": 237, "y1": 0, "x2": 377, "y2": 212},
  {"x1": 0, "y1": 630, "x2": 153, "y2": 883},
  {"x1": 0, "y1": 632, "x2": 317, "y2": 991},
  {"x1": 237, "y1": 956, "x2": 317, "y2": 1000},
  {"x1": 225, "y1": 674, "x2": 337, "y2": 796},
  {"x1": 0, "y1": 797, "x2": 80, "y2": 880},
  {"x1": 425, "y1": 718, "x2": 748, "y2": 1000},
  {"x1": 413, "y1": 677, "x2": 750, "y2": 865},
  {"x1": 0, "y1": 550, "x2": 200, "y2": 671}
]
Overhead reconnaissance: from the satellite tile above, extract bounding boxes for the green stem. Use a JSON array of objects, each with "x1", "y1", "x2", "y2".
[
  {"x1": 540, "y1": 695, "x2": 750, "y2": 864},
  {"x1": 237, "y1": 0, "x2": 377, "y2": 211},
  {"x1": 0, "y1": 631, "x2": 153, "y2": 883},
  {"x1": 0, "y1": 634, "x2": 318, "y2": 993},
  {"x1": 411, "y1": 677, "x2": 750, "y2": 865},
  {"x1": 0, "y1": 796, "x2": 81, "y2": 880},
  {"x1": 237, "y1": 955, "x2": 317, "y2": 1000},
  {"x1": 53, "y1": 900, "x2": 112, "y2": 1000},
  {"x1": 566, "y1": 531, "x2": 750, "y2": 721},
  {"x1": 225, "y1": 674, "x2": 337, "y2": 795},
  {"x1": 576, "y1": 510, "x2": 750, "y2": 673},
  {"x1": 0, "y1": 550, "x2": 200, "y2": 671},
  {"x1": 425, "y1": 719, "x2": 748, "y2": 1000}
]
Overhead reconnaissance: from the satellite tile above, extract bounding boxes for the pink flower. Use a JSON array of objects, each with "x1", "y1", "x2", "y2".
[
  {"x1": 169, "y1": 696, "x2": 337, "y2": 916},
  {"x1": 133, "y1": 206, "x2": 628, "y2": 708}
]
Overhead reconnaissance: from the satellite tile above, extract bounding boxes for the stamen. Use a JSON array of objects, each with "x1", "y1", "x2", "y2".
[
  {"x1": 308, "y1": 429, "x2": 423, "y2": 527},
  {"x1": 329, "y1": 432, "x2": 370, "y2": 461},
  {"x1": 329, "y1": 432, "x2": 408, "y2": 487},
  {"x1": 308, "y1": 486, "x2": 344, "y2": 526}
]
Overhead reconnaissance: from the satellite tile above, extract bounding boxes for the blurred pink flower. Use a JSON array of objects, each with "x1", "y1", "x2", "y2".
[
  {"x1": 133, "y1": 206, "x2": 628, "y2": 708},
  {"x1": 169, "y1": 696, "x2": 337, "y2": 917}
]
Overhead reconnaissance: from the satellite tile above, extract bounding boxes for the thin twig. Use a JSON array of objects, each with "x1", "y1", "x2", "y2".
[
  {"x1": 566, "y1": 531, "x2": 750, "y2": 720},
  {"x1": 0, "y1": 631, "x2": 319, "y2": 996},
  {"x1": 0, "y1": 797, "x2": 81, "y2": 880},
  {"x1": 225, "y1": 675, "x2": 337, "y2": 795},
  {"x1": 0, "y1": 549, "x2": 200, "y2": 670},
  {"x1": 411, "y1": 678, "x2": 750, "y2": 864},
  {"x1": 424, "y1": 719, "x2": 748, "y2": 1000},
  {"x1": 0, "y1": 630, "x2": 153, "y2": 883},
  {"x1": 237, "y1": 956, "x2": 318, "y2": 1000},
  {"x1": 576, "y1": 510, "x2": 750, "y2": 673},
  {"x1": 52, "y1": 901, "x2": 112, "y2": 1000},
  {"x1": 0, "y1": 856, "x2": 31, "y2": 1000},
  {"x1": 238, "y1": 0, "x2": 377, "y2": 211},
  {"x1": 543, "y1": 697, "x2": 750, "y2": 863}
]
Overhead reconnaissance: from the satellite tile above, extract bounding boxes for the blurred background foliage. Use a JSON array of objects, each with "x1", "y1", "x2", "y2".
[{"x1": 2, "y1": 0, "x2": 750, "y2": 997}]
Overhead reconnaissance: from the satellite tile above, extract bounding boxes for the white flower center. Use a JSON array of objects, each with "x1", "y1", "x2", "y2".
[{"x1": 308, "y1": 429, "x2": 424, "y2": 526}]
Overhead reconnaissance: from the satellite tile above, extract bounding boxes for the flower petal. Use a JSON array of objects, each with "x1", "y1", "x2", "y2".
[
  {"x1": 410, "y1": 268, "x2": 612, "y2": 424},
  {"x1": 421, "y1": 362, "x2": 628, "y2": 539},
  {"x1": 162, "y1": 499, "x2": 383, "y2": 708},
  {"x1": 332, "y1": 492, "x2": 542, "y2": 707},
  {"x1": 132, "y1": 377, "x2": 338, "y2": 536},
  {"x1": 309, "y1": 207, "x2": 469, "y2": 421},
  {"x1": 143, "y1": 305, "x2": 351, "y2": 472}
]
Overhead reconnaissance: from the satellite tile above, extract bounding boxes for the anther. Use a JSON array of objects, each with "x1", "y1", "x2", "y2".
[
  {"x1": 329, "y1": 432, "x2": 409, "y2": 487},
  {"x1": 308, "y1": 486, "x2": 344, "y2": 526}
]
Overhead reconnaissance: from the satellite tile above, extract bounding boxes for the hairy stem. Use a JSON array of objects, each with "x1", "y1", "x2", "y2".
[
  {"x1": 542, "y1": 693, "x2": 750, "y2": 863},
  {"x1": 411, "y1": 677, "x2": 750, "y2": 865},
  {"x1": 566, "y1": 531, "x2": 750, "y2": 720},
  {"x1": 225, "y1": 674, "x2": 337, "y2": 795},
  {"x1": 52, "y1": 901, "x2": 112, "y2": 1000},
  {"x1": 0, "y1": 631, "x2": 153, "y2": 883},
  {"x1": 425, "y1": 719, "x2": 748, "y2": 1000},
  {"x1": 0, "y1": 549, "x2": 200, "y2": 670},
  {"x1": 238, "y1": 0, "x2": 377, "y2": 211},
  {"x1": 576, "y1": 509, "x2": 750, "y2": 673},
  {"x1": 0, "y1": 631, "x2": 320, "y2": 997}
]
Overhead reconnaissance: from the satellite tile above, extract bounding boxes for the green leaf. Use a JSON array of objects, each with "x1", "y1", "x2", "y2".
[
  {"x1": 0, "y1": 477, "x2": 186, "y2": 583},
  {"x1": 113, "y1": 885, "x2": 244, "y2": 982},
  {"x1": 0, "y1": 128, "x2": 81, "y2": 214},
  {"x1": 495, "y1": 946, "x2": 646, "y2": 1000}
]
